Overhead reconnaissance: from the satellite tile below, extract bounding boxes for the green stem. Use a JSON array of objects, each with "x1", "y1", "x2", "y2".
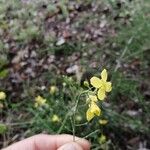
[
  {"x1": 72, "y1": 90, "x2": 90, "y2": 141},
  {"x1": 75, "y1": 122, "x2": 88, "y2": 126},
  {"x1": 57, "y1": 111, "x2": 70, "y2": 134},
  {"x1": 76, "y1": 129, "x2": 100, "y2": 141},
  {"x1": 70, "y1": 117, "x2": 75, "y2": 142}
]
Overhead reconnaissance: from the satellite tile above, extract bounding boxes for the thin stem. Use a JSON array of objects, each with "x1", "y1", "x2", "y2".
[
  {"x1": 75, "y1": 129, "x2": 100, "y2": 142},
  {"x1": 57, "y1": 111, "x2": 70, "y2": 134},
  {"x1": 114, "y1": 36, "x2": 134, "y2": 72},
  {"x1": 70, "y1": 117, "x2": 75, "y2": 142},
  {"x1": 72, "y1": 90, "x2": 90, "y2": 141},
  {"x1": 5, "y1": 122, "x2": 32, "y2": 126},
  {"x1": 75, "y1": 122, "x2": 88, "y2": 126}
]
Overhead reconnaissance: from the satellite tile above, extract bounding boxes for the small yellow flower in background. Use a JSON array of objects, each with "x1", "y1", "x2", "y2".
[
  {"x1": 75, "y1": 115, "x2": 82, "y2": 122},
  {"x1": 0, "y1": 91, "x2": 6, "y2": 100},
  {"x1": 86, "y1": 101, "x2": 101, "y2": 121},
  {"x1": 49, "y1": 86, "x2": 58, "y2": 95},
  {"x1": 99, "y1": 119, "x2": 108, "y2": 125},
  {"x1": 51, "y1": 114, "x2": 60, "y2": 122},
  {"x1": 99, "y1": 134, "x2": 106, "y2": 144},
  {"x1": 83, "y1": 80, "x2": 89, "y2": 87},
  {"x1": 90, "y1": 69, "x2": 112, "y2": 100},
  {"x1": 35, "y1": 95, "x2": 46, "y2": 107}
]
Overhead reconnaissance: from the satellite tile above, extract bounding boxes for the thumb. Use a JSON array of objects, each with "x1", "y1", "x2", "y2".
[{"x1": 57, "y1": 142, "x2": 84, "y2": 150}]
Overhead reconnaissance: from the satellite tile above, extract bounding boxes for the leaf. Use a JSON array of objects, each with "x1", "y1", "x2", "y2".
[
  {"x1": 0, "y1": 55, "x2": 8, "y2": 68},
  {"x1": 0, "y1": 69, "x2": 9, "y2": 79},
  {"x1": 0, "y1": 123, "x2": 7, "y2": 134}
]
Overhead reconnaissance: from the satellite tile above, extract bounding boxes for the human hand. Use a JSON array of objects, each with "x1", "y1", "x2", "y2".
[{"x1": 3, "y1": 134, "x2": 90, "y2": 150}]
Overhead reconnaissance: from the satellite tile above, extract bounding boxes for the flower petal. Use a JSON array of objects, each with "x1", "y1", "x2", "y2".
[
  {"x1": 106, "y1": 82, "x2": 112, "y2": 92},
  {"x1": 95, "y1": 106, "x2": 101, "y2": 116},
  {"x1": 89, "y1": 94, "x2": 98, "y2": 102},
  {"x1": 101, "y1": 69, "x2": 107, "y2": 81},
  {"x1": 99, "y1": 119, "x2": 108, "y2": 125},
  {"x1": 86, "y1": 108, "x2": 94, "y2": 121},
  {"x1": 90, "y1": 77, "x2": 102, "y2": 88},
  {"x1": 99, "y1": 134, "x2": 106, "y2": 144},
  {"x1": 90, "y1": 102, "x2": 101, "y2": 116},
  {"x1": 98, "y1": 89, "x2": 106, "y2": 100}
]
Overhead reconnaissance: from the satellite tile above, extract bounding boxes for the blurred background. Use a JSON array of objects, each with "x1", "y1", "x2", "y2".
[{"x1": 0, "y1": 0, "x2": 150, "y2": 149}]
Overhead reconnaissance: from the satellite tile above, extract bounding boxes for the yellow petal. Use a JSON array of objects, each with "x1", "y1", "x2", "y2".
[
  {"x1": 99, "y1": 134, "x2": 106, "y2": 144},
  {"x1": 101, "y1": 69, "x2": 107, "y2": 81},
  {"x1": 90, "y1": 102, "x2": 101, "y2": 116},
  {"x1": 0, "y1": 92, "x2": 6, "y2": 100},
  {"x1": 86, "y1": 108, "x2": 94, "y2": 121},
  {"x1": 50, "y1": 86, "x2": 58, "y2": 94},
  {"x1": 90, "y1": 77, "x2": 102, "y2": 88},
  {"x1": 89, "y1": 95, "x2": 98, "y2": 102},
  {"x1": 106, "y1": 82, "x2": 112, "y2": 92},
  {"x1": 99, "y1": 119, "x2": 108, "y2": 125},
  {"x1": 35, "y1": 96, "x2": 46, "y2": 106},
  {"x1": 95, "y1": 106, "x2": 101, "y2": 116},
  {"x1": 51, "y1": 114, "x2": 60, "y2": 122},
  {"x1": 98, "y1": 89, "x2": 106, "y2": 100}
]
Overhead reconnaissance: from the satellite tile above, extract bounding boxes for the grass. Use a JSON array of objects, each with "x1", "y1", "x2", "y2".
[{"x1": 0, "y1": 0, "x2": 150, "y2": 149}]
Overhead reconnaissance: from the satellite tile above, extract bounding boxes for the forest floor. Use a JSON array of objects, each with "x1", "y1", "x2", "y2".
[{"x1": 0, "y1": 0, "x2": 150, "y2": 149}]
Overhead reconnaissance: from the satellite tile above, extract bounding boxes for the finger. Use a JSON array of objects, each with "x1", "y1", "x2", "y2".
[
  {"x1": 57, "y1": 142, "x2": 83, "y2": 150},
  {"x1": 3, "y1": 134, "x2": 90, "y2": 150}
]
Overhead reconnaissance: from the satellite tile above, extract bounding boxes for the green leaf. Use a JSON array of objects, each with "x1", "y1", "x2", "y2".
[
  {"x1": 0, "y1": 69, "x2": 9, "y2": 79},
  {"x1": 0, "y1": 123, "x2": 7, "y2": 134}
]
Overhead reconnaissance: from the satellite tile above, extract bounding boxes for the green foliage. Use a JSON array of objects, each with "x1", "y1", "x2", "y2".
[
  {"x1": 0, "y1": 123, "x2": 7, "y2": 134},
  {"x1": 0, "y1": 69, "x2": 9, "y2": 79}
]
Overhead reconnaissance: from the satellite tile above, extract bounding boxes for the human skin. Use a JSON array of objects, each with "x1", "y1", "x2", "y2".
[{"x1": 3, "y1": 134, "x2": 90, "y2": 150}]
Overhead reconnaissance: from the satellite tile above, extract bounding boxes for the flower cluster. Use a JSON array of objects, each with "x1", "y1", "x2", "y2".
[
  {"x1": 0, "y1": 91, "x2": 6, "y2": 100},
  {"x1": 51, "y1": 114, "x2": 61, "y2": 122},
  {"x1": 0, "y1": 91, "x2": 6, "y2": 109},
  {"x1": 86, "y1": 69, "x2": 112, "y2": 121},
  {"x1": 34, "y1": 95, "x2": 47, "y2": 107},
  {"x1": 49, "y1": 86, "x2": 58, "y2": 95}
]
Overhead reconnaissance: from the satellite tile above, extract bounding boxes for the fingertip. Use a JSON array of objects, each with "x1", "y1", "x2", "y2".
[
  {"x1": 57, "y1": 142, "x2": 83, "y2": 150},
  {"x1": 57, "y1": 134, "x2": 91, "y2": 150},
  {"x1": 76, "y1": 138, "x2": 91, "y2": 150}
]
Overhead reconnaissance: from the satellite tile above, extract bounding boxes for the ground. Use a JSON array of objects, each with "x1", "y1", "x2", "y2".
[{"x1": 0, "y1": 0, "x2": 150, "y2": 149}]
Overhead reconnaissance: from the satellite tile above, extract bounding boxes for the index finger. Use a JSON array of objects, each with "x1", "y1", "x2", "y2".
[{"x1": 3, "y1": 134, "x2": 91, "y2": 150}]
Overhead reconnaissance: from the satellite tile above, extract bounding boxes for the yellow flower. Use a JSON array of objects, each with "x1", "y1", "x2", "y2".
[
  {"x1": 0, "y1": 91, "x2": 6, "y2": 100},
  {"x1": 99, "y1": 134, "x2": 106, "y2": 144},
  {"x1": 86, "y1": 94, "x2": 98, "y2": 103},
  {"x1": 86, "y1": 101, "x2": 101, "y2": 121},
  {"x1": 35, "y1": 95, "x2": 46, "y2": 107},
  {"x1": 99, "y1": 119, "x2": 108, "y2": 125},
  {"x1": 51, "y1": 114, "x2": 60, "y2": 122},
  {"x1": 50, "y1": 86, "x2": 58, "y2": 95},
  {"x1": 90, "y1": 69, "x2": 112, "y2": 100},
  {"x1": 88, "y1": 94, "x2": 98, "y2": 102}
]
